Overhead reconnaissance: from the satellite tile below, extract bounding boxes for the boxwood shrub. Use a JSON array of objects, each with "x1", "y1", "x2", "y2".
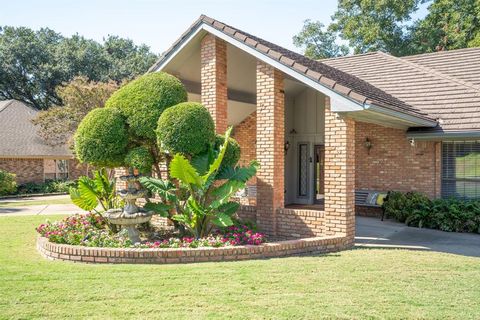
[
  {"x1": 105, "y1": 72, "x2": 188, "y2": 141},
  {"x1": 156, "y1": 102, "x2": 215, "y2": 157},
  {"x1": 384, "y1": 191, "x2": 480, "y2": 233},
  {"x1": 74, "y1": 108, "x2": 128, "y2": 167}
]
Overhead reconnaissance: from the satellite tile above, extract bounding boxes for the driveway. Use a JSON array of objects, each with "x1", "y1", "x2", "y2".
[
  {"x1": 356, "y1": 216, "x2": 480, "y2": 257},
  {"x1": 0, "y1": 195, "x2": 82, "y2": 216}
]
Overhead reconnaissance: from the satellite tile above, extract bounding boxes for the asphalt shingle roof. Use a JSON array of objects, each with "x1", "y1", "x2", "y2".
[{"x1": 0, "y1": 100, "x2": 72, "y2": 158}]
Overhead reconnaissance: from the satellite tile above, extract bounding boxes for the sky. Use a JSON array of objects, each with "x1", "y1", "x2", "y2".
[{"x1": 0, "y1": 0, "x2": 430, "y2": 55}]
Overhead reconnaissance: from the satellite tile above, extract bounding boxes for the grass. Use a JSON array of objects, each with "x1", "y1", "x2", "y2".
[
  {"x1": 1, "y1": 215, "x2": 479, "y2": 319},
  {"x1": 0, "y1": 197, "x2": 72, "y2": 207}
]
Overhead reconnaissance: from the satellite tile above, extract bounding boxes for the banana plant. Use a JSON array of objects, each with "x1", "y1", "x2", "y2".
[
  {"x1": 69, "y1": 168, "x2": 121, "y2": 213},
  {"x1": 141, "y1": 127, "x2": 258, "y2": 238}
]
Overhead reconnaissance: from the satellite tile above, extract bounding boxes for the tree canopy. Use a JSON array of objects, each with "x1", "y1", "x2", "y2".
[
  {"x1": 294, "y1": 0, "x2": 480, "y2": 58},
  {"x1": 0, "y1": 26, "x2": 158, "y2": 110}
]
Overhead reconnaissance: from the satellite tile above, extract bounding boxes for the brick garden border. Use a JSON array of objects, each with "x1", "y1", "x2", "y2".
[{"x1": 37, "y1": 235, "x2": 352, "y2": 264}]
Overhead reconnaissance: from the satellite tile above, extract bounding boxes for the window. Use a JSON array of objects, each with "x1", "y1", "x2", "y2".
[
  {"x1": 298, "y1": 143, "x2": 308, "y2": 197},
  {"x1": 442, "y1": 141, "x2": 480, "y2": 199},
  {"x1": 43, "y1": 159, "x2": 69, "y2": 181}
]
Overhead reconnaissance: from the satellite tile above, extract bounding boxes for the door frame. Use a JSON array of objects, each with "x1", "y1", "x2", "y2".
[{"x1": 313, "y1": 144, "x2": 325, "y2": 204}]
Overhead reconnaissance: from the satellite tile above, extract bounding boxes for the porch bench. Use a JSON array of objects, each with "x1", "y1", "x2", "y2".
[{"x1": 355, "y1": 190, "x2": 389, "y2": 220}]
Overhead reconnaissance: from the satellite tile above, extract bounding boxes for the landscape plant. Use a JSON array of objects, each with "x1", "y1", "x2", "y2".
[
  {"x1": 384, "y1": 191, "x2": 480, "y2": 233},
  {"x1": 141, "y1": 126, "x2": 258, "y2": 239},
  {"x1": 0, "y1": 170, "x2": 16, "y2": 196}
]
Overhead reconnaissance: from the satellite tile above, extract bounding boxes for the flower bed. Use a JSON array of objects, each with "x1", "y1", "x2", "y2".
[{"x1": 36, "y1": 214, "x2": 265, "y2": 249}]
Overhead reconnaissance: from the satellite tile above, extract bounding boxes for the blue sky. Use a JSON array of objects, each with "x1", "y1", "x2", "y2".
[{"x1": 1, "y1": 0, "x2": 429, "y2": 55}]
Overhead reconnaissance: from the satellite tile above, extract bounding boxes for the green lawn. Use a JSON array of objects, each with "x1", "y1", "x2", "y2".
[
  {"x1": 1, "y1": 215, "x2": 479, "y2": 319},
  {"x1": 0, "y1": 197, "x2": 72, "y2": 208}
]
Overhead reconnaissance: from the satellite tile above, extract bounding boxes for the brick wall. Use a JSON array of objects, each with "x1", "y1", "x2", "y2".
[
  {"x1": 200, "y1": 34, "x2": 228, "y2": 134},
  {"x1": 255, "y1": 61, "x2": 284, "y2": 236},
  {"x1": 0, "y1": 158, "x2": 44, "y2": 184},
  {"x1": 355, "y1": 121, "x2": 441, "y2": 198},
  {"x1": 323, "y1": 97, "x2": 355, "y2": 242},
  {"x1": 276, "y1": 208, "x2": 324, "y2": 238},
  {"x1": 69, "y1": 158, "x2": 89, "y2": 180}
]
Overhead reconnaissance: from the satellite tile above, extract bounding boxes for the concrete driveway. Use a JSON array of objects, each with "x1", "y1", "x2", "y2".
[
  {"x1": 0, "y1": 195, "x2": 82, "y2": 216},
  {"x1": 356, "y1": 216, "x2": 480, "y2": 257}
]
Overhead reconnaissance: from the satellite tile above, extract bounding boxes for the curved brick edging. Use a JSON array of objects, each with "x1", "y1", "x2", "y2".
[{"x1": 36, "y1": 236, "x2": 353, "y2": 264}]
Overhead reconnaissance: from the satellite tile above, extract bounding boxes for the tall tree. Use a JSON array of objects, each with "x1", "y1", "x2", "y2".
[
  {"x1": 293, "y1": 20, "x2": 350, "y2": 59},
  {"x1": 32, "y1": 77, "x2": 119, "y2": 146},
  {"x1": 411, "y1": 0, "x2": 480, "y2": 52},
  {"x1": 0, "y1": 26, "x2": 158, "y2": 110},
  {"x1": 294, "y1": 0, "x2": 480, "y2": 58}
]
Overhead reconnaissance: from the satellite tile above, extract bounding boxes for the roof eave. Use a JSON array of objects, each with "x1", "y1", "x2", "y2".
[{"x1": 406, "y1": 130, "x2": 480, "y2": 140}]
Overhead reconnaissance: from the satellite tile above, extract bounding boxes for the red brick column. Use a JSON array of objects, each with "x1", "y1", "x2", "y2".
[
  {"x1": 256, "y1": 61, "x2": 284, "y2": 236},
  {"x1": 201, "y1": 34, "x2": 227, "y2": 134},
  {"x1": 324, "y1": 97, "x2": 355, "y2": 243}
]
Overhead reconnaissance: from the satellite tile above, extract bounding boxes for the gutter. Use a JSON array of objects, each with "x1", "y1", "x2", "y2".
[
  {"x1": 365, "y1": 103, "x2": 438, "y2": 127},
  {"x1": 406, "y1": 130, "x2": 480, "y2": 140}
]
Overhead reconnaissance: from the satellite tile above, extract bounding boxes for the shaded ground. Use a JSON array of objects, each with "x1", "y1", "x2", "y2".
[{"x1": 0, "y1": 215, "x2": 479, "y2": 319}]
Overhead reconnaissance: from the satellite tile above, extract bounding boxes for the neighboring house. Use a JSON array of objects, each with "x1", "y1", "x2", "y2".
[
  {"x1": 0, "y1": 100, "x2": 87, "y2": 184},
  {"x1": 149, "y1": 15, "x2": 480, "y2": 241}
]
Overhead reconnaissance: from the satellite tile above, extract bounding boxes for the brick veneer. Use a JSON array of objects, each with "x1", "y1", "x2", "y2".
[
  {"x1": 0, "y1": 158, "x2": 44, "y2": 184},
  {"x1": 276, "y1": 208, "x2": 324, "y2": 238},
  {"x1": 323, "y1": 97, "x2": 355, "y2": 242},
  {"x1": 201, "y1": 34, "x2": 228, "y2": 134},
  {"x1": 37, "y1": 235, "x2": 351, "y2": 264},
  {"x1": 232, "y1": 111, "x2": 257, "y2": 206},
  {"x1": 255, "y1": 61, "x2": 285, "y2": 236},
  {"x1": 355, "y1": 121, "x2": 441, "y2": 198}
]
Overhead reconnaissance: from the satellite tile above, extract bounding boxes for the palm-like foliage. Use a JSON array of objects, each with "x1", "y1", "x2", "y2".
[
  {"x1": 141, "y1": 127, "x2": 258, "y2": 238},
  {"x1": 69, "y1": 168, "x2": 120, "y2": 213}
]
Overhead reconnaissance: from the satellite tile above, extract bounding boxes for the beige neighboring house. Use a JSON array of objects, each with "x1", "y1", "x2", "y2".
[{"x1": 0, "y1": 99, "x2": 87, "y2": 184}]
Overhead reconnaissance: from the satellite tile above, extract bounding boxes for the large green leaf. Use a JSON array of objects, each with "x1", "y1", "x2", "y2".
[
  {"x1": 191, "y1": 150, "x2": 214, "y2": 176},
  {"x1": 77, "y1": 177, "x2": 100, "y2": 210},
  {"x1": 218, "y1": 201, "x2": 240, "y2": 216},
  {"x1": 211, "y1": 212, "x2": 234, "y2": 227},
  {"x1": 144, "y1": 202, "x2": 171, "y2": 217},
  {"x1": 216, "y1": 161, "x2": 259, "y2": 182},
  {"x1": 202, "y1": 127, "x2": 232, "y2": 183},
  {"x1": 210, "y1": 180, "x2": 245, "y2": 209},
  {"x1": 69, "y1": 186, "x2": 97, "y2": 211},
  {"x1": 139, "y1": 177, "x2": 177, "y2": 202},
  {"x1": 94, "y1": 168, "x2": 113, "y2": 196},
  {"x1": 170, "y1": 154, "x2": 202, "y2": 187}
]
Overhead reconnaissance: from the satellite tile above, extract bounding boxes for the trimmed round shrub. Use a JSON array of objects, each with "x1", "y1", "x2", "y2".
[
  {"x1": 0, "y1": 170, "x2": 17, "y2": 195},
  {"x1": 105, "y1": 72, "x2": 187, "y2": 141},
  {"x1": 157, "y1": 102, "x2": 215, "y2": 156},
  {"x1": 74, "y1": 108, "x2": 128, "y2": 167},
  {"x1": 215, "y1": 134, "x2": 241, "y2": 169},
  {"x1": 125, "y1": 146, "x2": 154, "y2": 174}
]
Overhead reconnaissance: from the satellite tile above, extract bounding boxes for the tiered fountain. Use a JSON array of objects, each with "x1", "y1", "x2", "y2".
[{"x1": 104, "y1": 174, "x2": 153, "y2": 243}]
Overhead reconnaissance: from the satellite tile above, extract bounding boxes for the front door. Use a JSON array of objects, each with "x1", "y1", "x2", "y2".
[{"x1": 314, "y1": 145, "x2": 325, "y2": 204}]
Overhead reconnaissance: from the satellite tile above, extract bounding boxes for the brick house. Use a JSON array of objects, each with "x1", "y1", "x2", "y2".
[
  {"x1": 146, "y1": 15, "x2": 480, "y2": 243},
  {"x1": 0, "y1": 100, "x2": 88, "y2": 184}
]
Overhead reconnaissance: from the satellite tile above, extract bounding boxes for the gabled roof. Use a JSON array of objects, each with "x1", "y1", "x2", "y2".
[
  {"x1": 322, "y1": 50, "x2": 480, "y2": 134},
  {"x1": 0, "y1": 100, "x2": 72, "y2": 158},
  {"x1": 150, "y1": 15, "x2": 437, "y2": 126}
]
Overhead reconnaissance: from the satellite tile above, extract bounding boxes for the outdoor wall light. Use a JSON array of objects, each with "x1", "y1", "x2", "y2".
[
  {"x1": 364, "y1": 137, "x2": 373, "y2": 154},
  {"x1": 284, "y1": 140, "x2": 290, "y2": 153}
]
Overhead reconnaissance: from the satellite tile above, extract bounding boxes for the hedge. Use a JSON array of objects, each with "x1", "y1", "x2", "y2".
[
  {"x1": 215, "y1": 134, "x2": 241, "y2": 170},
  {"x1": 125, "y1": 146, "x2": 154, "y2": 174},
  {"x1": 0, "y1": 170, "x2": 16, "y2": 195}
]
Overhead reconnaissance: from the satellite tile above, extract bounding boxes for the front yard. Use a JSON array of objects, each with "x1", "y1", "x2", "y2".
[{"x1": 0, "y1": 215, "x2": 479, "y2": 319}]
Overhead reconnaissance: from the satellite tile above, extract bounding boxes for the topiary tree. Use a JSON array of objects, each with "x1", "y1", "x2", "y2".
[
  {"x1": 125, "y1": 146, "x2": 154, "y2": 174},
  {"x1": 74, "y1": 108, "x2": 129, "y2": 167},
  {"x1": 156, "y1": 102, "x2": 215, "y2": 157},
  {"x1": 75, "y1": 72, "x2": 189, "y2": 175},
  {"x1": 105, "y1": 72, "x2": 187, "y2": 141},
  {"x1": 215, "y1": 134, "x2": 241, "y2": 170}
]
